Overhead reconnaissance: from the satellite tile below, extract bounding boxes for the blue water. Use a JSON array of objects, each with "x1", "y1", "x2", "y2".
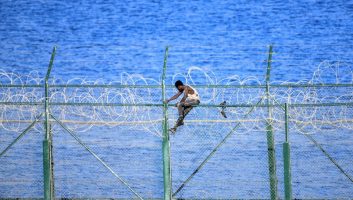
[
  {"x1": 0, "y1": 0, "x2": 352, "y2": 82},
  {"x1": 0, "y1": 0, "x2": 353, "y2": 199}
]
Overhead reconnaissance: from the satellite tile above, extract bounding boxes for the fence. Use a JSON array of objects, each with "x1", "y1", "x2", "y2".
[{"x1": 0, "y1": 46, "x2": 352, "y2": 199}]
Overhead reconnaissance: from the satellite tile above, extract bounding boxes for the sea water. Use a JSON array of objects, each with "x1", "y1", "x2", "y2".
[{"x1": 0, "y1": 0, "x2": 352, "y2": 198}]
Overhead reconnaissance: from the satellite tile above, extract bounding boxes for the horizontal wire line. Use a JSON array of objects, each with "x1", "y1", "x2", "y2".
[
  {"x1": 1, "y1": 83, "x2": 352, "y2": 88},
  {"x1": 1, "y1": 118, "x2": 353, "y2": 125},
  {"x1": 1, "y1": 102, "x2": 353, "y2": 107}
]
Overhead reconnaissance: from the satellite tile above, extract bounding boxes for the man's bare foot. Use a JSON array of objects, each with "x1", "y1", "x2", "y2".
[
  {"x1": 177, "y1": 120, "x2": 184, "y2": 126},
  {"x1": 169, "y1": 127, "x2": 176, "y2": 134}
]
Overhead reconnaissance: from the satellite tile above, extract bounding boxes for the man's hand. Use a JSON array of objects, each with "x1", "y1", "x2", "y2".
[{"x1": 163, "y1": 99, "x2": 169, "y2": 104}]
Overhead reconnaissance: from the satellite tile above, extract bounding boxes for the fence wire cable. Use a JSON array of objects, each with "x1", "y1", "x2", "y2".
[
  {"x1": 296, "y1": 125, "x2": 353, "y2": 183},
  {"x1": 51, "y1": 114, "x2": 144, "y2": 200},
  {"x1": 173, "y1": 96, "x2": 265, "y2": 196},
  {"x1": 0, "y1": 113, "x2": 43, "y2": 158}
]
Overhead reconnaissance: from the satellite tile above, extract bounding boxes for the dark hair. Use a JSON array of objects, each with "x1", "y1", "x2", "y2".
[{"x1": 174, "y1": 80, "x2": 183, "y2": 88}]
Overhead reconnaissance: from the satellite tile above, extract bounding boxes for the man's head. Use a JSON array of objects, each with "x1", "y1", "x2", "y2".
[{"x1": 175, "y1": 80, "x2": 184, "y2": 92}]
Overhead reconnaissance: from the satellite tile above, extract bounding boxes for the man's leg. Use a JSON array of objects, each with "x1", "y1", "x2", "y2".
[
  {"x1": 183, "y1": 106, "x2": 193, "y2": 118},
  {"x1": 172, "y1": 103, "x2": 185, "y2": 128},
  {"x1": 183, "y1": 99, "x2": 200, "y2": 114},
  {"x1": 179, "y1": 99, "x2": 200, "y2": 123},
  {"x1": 170, "y1": 99, "x2": 200, "y2": 133},
  {"x1": 177, "y1": 103, "x2": 185, "y2": 117}
]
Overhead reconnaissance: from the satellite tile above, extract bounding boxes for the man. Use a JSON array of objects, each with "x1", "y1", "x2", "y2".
[{"x1": 164, "y1": 80, "x2": 200, "y2": 133}]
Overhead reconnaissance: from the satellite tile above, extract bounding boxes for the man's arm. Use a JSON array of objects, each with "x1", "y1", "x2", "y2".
[{"x1": 165, "y1": 91, "x2": 182, "y2": 103}]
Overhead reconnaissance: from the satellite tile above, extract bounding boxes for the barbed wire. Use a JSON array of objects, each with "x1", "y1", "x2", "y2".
[{"x1": 0, "y1": 61, "x2": 352, "y2": 135}]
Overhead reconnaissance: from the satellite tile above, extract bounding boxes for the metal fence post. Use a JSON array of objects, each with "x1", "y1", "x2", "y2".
[
  {"x1": 43, "y1": 46, "x2": 56, "y2": 200},
  {"x1": 265, "y1": 44, "x2": 278, "y2": 200},
  {"x1": 161, "y1": 46, "x2": 172, "y2": 200},
  {"x1": 283, "y1": 103, "x2": 292, "y2": 200}
]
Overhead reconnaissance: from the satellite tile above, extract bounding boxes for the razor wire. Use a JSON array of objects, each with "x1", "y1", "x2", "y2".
[{"x1": 0, "y1": 61, "x2": 352, "y2": 136}]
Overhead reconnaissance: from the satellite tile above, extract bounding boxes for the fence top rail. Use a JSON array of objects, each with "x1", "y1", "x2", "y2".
[
  {"x1": 0, "y1": 101, "x2": 352, "y2": 108},
  {"x1": 0, "y1": 83, "x2": 353, "y2": 88}
]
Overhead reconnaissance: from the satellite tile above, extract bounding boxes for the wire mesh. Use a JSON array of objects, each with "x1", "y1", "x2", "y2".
[
  {"x1": 52, "y1": 123, "x2": 163, "y2": 198},
  {"x1": 0, "y1": 123, "x2": 43, "y2": 198},
  {"x1": 289, "y1": 105, "x2": 353, "y2": 199},
  {"x1": 170, "y1": 107, "x2": 271, "y2": 199},
  {"x1": 0, "y1": 64, "x2": 352, "y2": 199}
]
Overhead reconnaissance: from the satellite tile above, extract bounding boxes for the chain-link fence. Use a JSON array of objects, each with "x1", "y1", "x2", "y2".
[{"x1": 0, "y1": 46, "x2": 352, "y2": 199}]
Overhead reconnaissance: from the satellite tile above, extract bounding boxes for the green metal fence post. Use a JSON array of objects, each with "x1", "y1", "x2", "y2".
[
  {"x1": 43, "y1": 139, "x2": 50, "y2": 200},
  {"x1": 265, "y1": 44, "x2": 278, "y2": 200},
  {"x1": 161, "y1": 46, "x2": 172, "y2": 200},
  {"x1": 283, "y1": 103, "x2": 292, "y2": 200},
  {"x1": 43, "y1": 46, "x2": 56, "y2": 200}
]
